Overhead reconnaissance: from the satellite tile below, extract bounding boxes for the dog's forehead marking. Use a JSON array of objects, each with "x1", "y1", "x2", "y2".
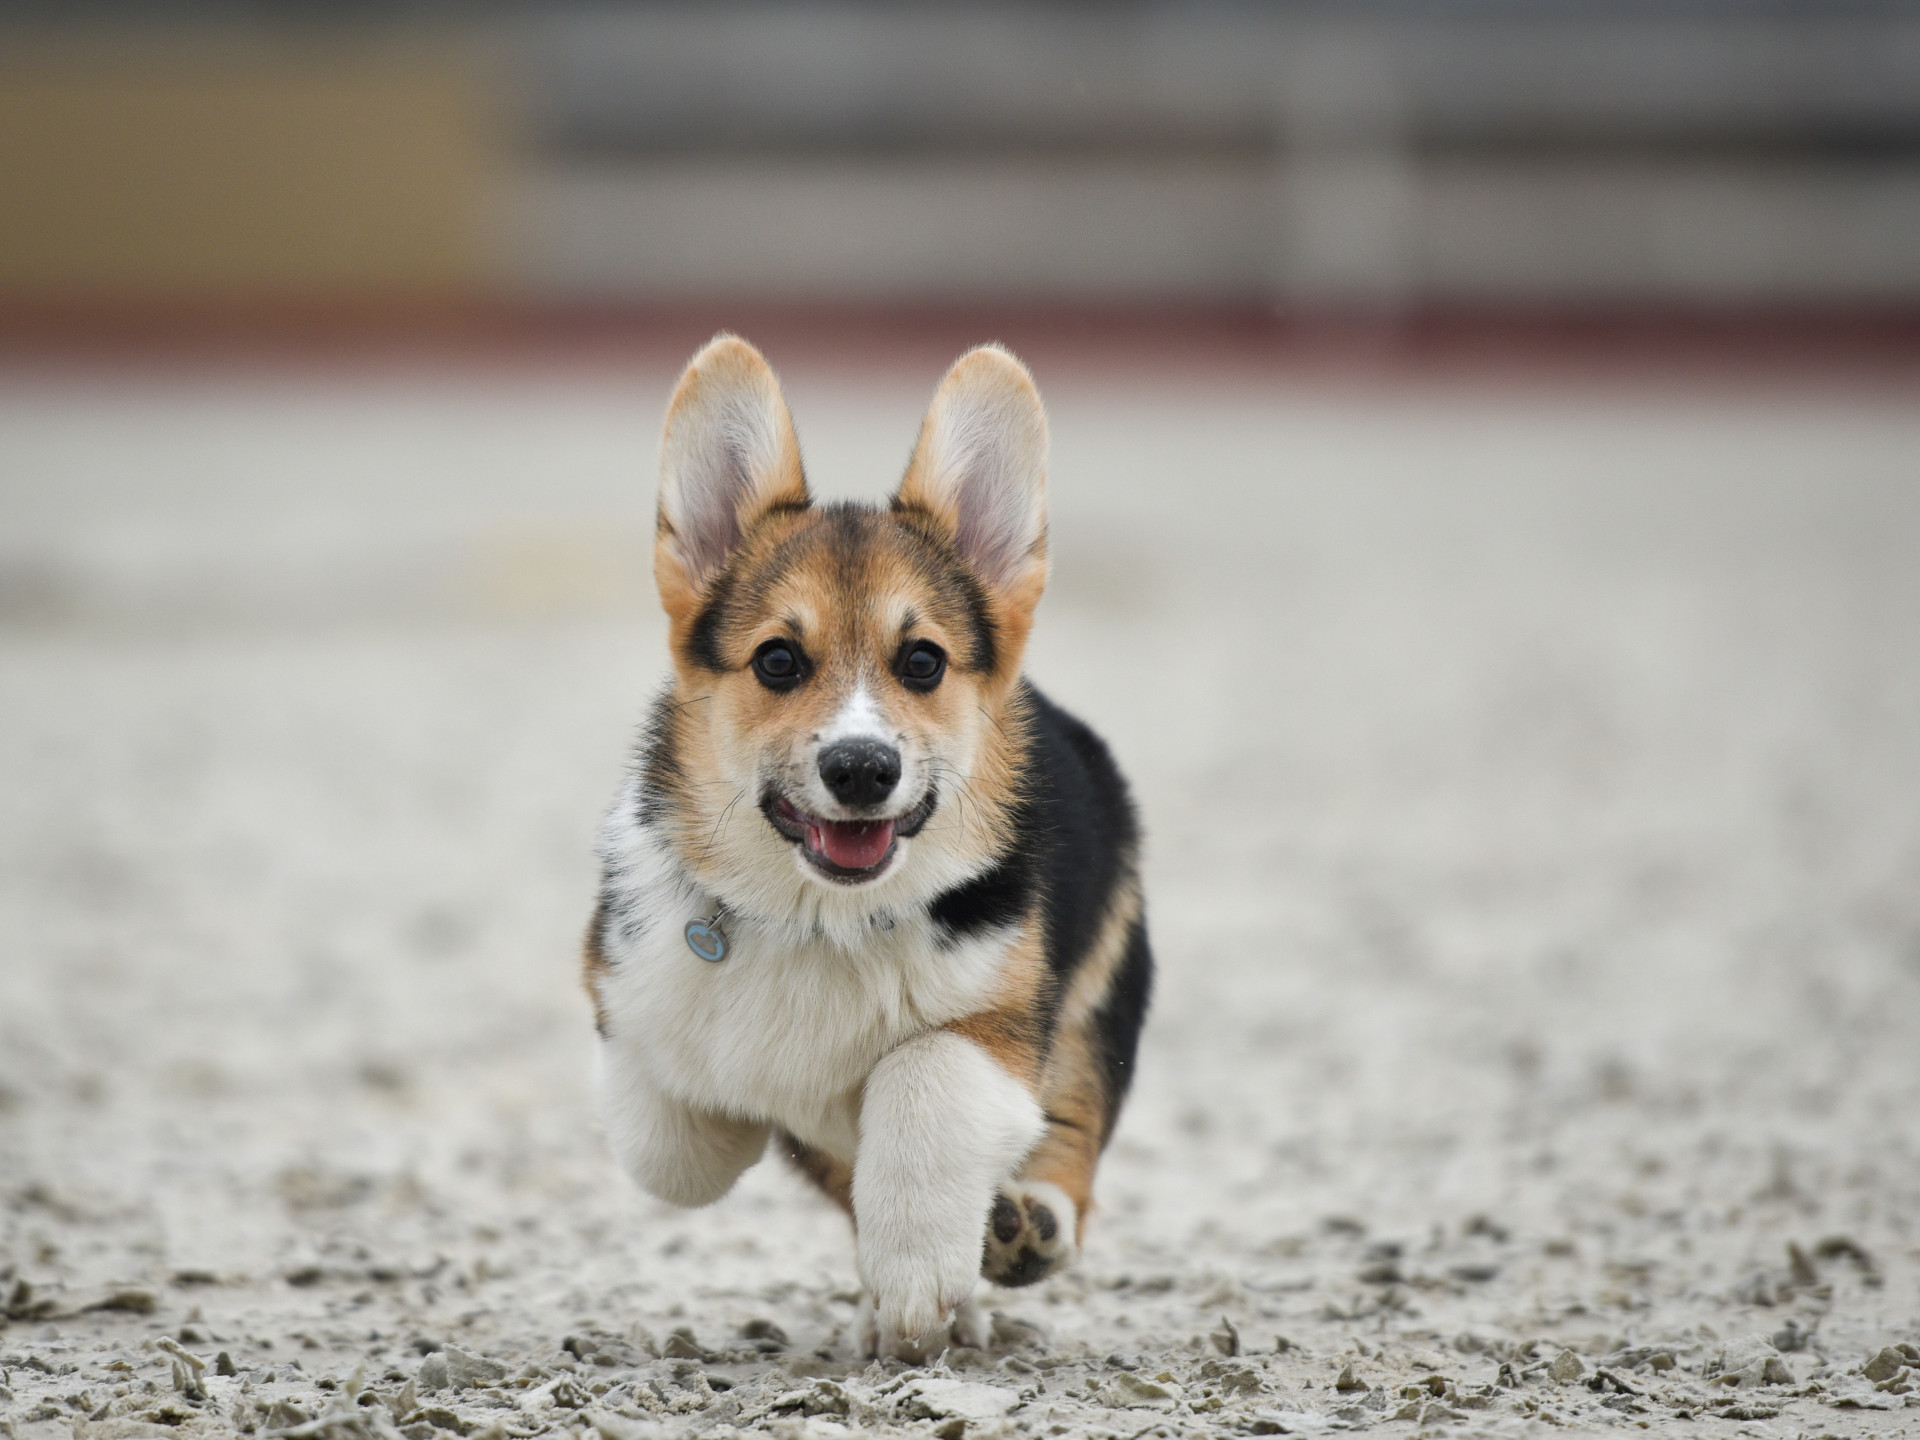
[
  {"x1": 761, "y1": 538, "x2": 925, "y2": 647},
  {"x1": 707, "y1": 505, "x2": 991, "y2": 677}
]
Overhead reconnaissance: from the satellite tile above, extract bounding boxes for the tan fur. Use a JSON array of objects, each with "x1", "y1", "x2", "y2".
[
  {"x1": 581, "y1": 900, "x2": 613, "y2": 1038},
  {"x1": 781, "y1": 1132, "x2": 854, "y2": 1214},
  {"x1": 1014, "y1": 876, "x2": 1142, "y2": 1239},
  {"x1": 944, "y1": 919, "x2": 1052, "y2": 1090}
]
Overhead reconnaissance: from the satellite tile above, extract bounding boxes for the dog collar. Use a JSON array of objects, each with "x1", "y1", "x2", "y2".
[{"x1": 685, "y1": 905, "x2": 902, "y2": 961}]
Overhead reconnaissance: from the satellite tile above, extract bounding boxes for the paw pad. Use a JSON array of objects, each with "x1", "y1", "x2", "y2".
[
  {"x1": 981, "y1": 1181, "x2": 1075, "y2": 1288},
  {"x1": 990, "y1": 1195, "x2": 1022, "y2": 1245}
]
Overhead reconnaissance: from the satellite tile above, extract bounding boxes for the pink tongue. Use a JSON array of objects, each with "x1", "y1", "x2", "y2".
[{"x1": 807, "y1": 818, "x2": 896, "y2": 870}]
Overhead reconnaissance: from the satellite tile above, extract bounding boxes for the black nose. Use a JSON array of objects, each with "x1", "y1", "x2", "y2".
[{"x1": 818, "y1": 739, "x2": 901, "y2": 808}]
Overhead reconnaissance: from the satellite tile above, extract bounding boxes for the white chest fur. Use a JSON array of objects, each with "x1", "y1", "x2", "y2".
[{"x1": 594, "y1": 797, "x2": 1012, "y2": 1163}]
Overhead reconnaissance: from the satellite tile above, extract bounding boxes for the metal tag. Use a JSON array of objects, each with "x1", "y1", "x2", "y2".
[{"x1": 684, "y1": 913, "x2": 728, "y2": 963}]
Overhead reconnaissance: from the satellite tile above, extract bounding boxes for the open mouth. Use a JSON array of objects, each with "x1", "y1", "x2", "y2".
[{"x1": 761, "y1": 789, "x2": 938, "y2": 883}]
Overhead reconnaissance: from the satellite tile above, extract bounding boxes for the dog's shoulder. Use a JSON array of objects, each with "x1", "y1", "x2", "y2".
[
  {"x1": 929, "y1": 681, "x2": 1138, "y2": 978},
  {"x1": 1022, "y1": 682, "x2": 1138, "y2": 856}
]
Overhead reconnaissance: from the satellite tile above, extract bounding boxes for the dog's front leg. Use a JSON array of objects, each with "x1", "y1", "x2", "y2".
[
  {"x1": 854, "y1": 1029, "x2": 1044, "y2": 1346},
  {"x1": 596, "y1": 1046, "x2": 770, "y2": 1207}
]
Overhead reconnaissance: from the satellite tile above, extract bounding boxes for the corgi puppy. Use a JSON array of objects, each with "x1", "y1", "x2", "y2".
[{"x1": 584, "y1": 335, "x2": 1152, "y2": 1356}]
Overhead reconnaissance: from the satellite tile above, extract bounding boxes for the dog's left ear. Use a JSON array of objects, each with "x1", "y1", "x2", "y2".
[{"x1": 893, "y1": 345, "x2": 1049, "y2": 631}]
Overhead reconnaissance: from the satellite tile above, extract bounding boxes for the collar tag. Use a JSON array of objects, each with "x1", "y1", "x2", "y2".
[{"x1": 684, "y1": 911, "x2": 728, "y2": 963}]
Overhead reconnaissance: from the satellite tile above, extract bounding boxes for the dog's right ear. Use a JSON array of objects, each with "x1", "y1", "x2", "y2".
[
  {"x1": 893, "y1": 345, "x2": 1049, "y2": 647},
  {"x1": 655, "y1": 334, "x2": 809, "y2": 624}
]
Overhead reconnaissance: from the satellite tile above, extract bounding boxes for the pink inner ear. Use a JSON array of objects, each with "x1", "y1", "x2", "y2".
[
  {"x1": 895, "y1": 348, "x2": 1047, "y2": 592},
  {"x1": 674, "y1": 440, "x2": 751, "y2": 582},
  {"x1": 663, "y1": 383, "x2": 802, "y2": 587},
  {"x1": 953, "y1": 467, "x2": 1024, "y2": 592},
  {"x1": 939, "y1": 412, "x2": 1043, "y2": 594}
]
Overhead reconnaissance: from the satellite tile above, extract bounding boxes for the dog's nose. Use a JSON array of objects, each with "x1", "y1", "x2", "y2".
[{"x1": 818, "y1": 739, "x2": 901, "y2": 809}]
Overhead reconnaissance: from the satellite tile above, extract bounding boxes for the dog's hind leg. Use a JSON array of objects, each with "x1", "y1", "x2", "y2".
[
  {"x1": 984, "y1": 912, "x2": 1151, "y2": 1288},
  {"x1": 982, "y1": 1074, "x2": 1100, "y2": 1288},
  {"x1": 779, "y1": 1131, "x2": 854, "y2": 1216}
]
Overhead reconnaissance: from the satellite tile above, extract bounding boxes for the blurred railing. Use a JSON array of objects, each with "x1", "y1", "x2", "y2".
[{"x1": 3, "y1": 2, "x2": 1919, "y2": 310}]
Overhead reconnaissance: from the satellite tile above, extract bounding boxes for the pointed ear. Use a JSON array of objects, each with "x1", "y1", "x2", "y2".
[
  {"x1": 655, "y1": 334, "x2": 808, "y2": 620},
  {"x1": 893, "y1": 344, "x2": 1049, "y2": 622}
]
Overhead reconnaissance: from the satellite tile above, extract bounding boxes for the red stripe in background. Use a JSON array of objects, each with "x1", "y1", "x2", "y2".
[{"x1": 3, "y1": 300, "x2": 1920, "y2": 391}]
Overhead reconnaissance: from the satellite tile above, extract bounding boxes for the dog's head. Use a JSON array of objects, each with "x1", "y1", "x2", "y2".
[{"x1": 646, "y1": 335, "x2": 1048, "y2": 919}]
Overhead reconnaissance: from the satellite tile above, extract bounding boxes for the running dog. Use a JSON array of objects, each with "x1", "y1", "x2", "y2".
[{"x1": 584, "y1": 334, "x2": 1152, "y2": 1356}]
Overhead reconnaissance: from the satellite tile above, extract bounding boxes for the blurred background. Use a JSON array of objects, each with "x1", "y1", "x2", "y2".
[
  {"x1": 2, "y1": 2, "x2": 1918, "y2": 1425},
  {"x1": 6, "y1": 0, "x2": 1920, "y2": 316}
]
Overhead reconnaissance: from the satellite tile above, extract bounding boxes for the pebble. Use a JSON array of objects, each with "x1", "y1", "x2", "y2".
[
  {"x1": 1861, "y1": 1346, "x2": 1908, "y2": 1383},
  {"x1": 429, "y1": 1346, "x2": 505, "y2": 1393},
  {"x1": 1712, "y1": 1335, "x2": 1792, "y2": 1388},
  {"x1": 1094, "y1": 1372, "x2": 1181, "y2": 1409},
  {"x1": 1770, "y1": 1319, "x2": 1811, "y2": 1352},
  {"x1": 661, "y1": 1328, "x2": 706, "y2": 1361},
  {"x1": 1209, "y1": 1316, "x2": 1240, "y2": 1357},
  {"x1": 1548, "y1": 1350, "x2": 1586, "y2": 1383},
  {"x1": 1447, "y1": 1263, "x2": 1499, "y2": 1283},
  {"x1": 84, "y1": 1291, "x2": 156, "y2": 1316},
  {"x1": 897, "y1": 1376, "x2": 1022, "y2": 1422},
  {"x1": 740, "y1": 1318, "x2": 789, "y2": 1350}
]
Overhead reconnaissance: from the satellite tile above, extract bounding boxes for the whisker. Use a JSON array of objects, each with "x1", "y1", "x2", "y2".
[{"x1": 695, "y1": 787, "x2": 749, "y2": 865}]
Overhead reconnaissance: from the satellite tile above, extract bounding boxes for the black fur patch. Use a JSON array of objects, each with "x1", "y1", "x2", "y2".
[
  {"x1": 685, "y1": 568, "x2": 738, "y2": 674},
  {"x1": 599, "y1": 878, "x2": 648, "y2": 948},
  {"x1": 930, "y1": 688, "x2": 1136, "y2": 948},
  {"x1": 1091, "y1": 915, "x2": 1154, "y2": 1132},
  {"x1": 926, "y1": 683, "x2": 1149, "y2": 1080},
  {"x1": 929, "y1": 848, "x2": 1033, "y2": 939},
  {"x1": 635, "y1": 686, "x2": 687, "y2": 827},
  {"x1": 1022, "y1": 688, "x2": 1138, "y2": 980}
]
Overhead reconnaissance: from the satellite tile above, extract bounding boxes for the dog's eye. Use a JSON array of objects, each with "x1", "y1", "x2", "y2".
[
  {"x1": 751, "y1": 641, "x2": 804, "y2": 690},
  {"x1": 899, "y1": 641, "x2": 946, "y2": 692}
]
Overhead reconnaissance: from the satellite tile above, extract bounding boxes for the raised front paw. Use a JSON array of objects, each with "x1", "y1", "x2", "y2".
[{"x1": 982, "y1": 1178, "x2": 1078, "y2": 1288}]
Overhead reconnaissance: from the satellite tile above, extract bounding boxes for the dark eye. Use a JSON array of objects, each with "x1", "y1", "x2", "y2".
[
  {"x1": 899, "y1": 641, "x2": 946, "y2": 692},
  {"x1": 751, "y1": 640, "x2": 804, "y2": 690}
]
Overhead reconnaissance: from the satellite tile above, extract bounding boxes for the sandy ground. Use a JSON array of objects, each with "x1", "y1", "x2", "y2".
[{"x1": 2, "y1": 360, "x2": 1918, "y2": 1440}]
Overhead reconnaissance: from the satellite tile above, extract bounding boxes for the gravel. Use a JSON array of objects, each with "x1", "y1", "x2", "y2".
[{"x1": 2, "y1": 365, "x2": 1917, "y2": 1439}]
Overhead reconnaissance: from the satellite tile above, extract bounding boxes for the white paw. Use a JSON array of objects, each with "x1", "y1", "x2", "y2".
[
  {"x1": 948, "y1": 1294, "x2": 992, "y2": 1351},
  {"x1": 851, "y1": 1033, "x2": 1044, "y2": 1348},
  {"x1": 858, "y1": 1221, "x2": 984, "y2": 1345},
  {"x1": 981, "y1": 1178, "x2": 1078, "y2": 1288},
  {"x1": 856, "y1": 1288, "x2": 991, "y2": 1360}
]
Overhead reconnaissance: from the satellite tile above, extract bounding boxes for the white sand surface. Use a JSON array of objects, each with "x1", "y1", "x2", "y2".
[{"x1": 1, "y1": 363, "x2": 1917, "y2": 1439}]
